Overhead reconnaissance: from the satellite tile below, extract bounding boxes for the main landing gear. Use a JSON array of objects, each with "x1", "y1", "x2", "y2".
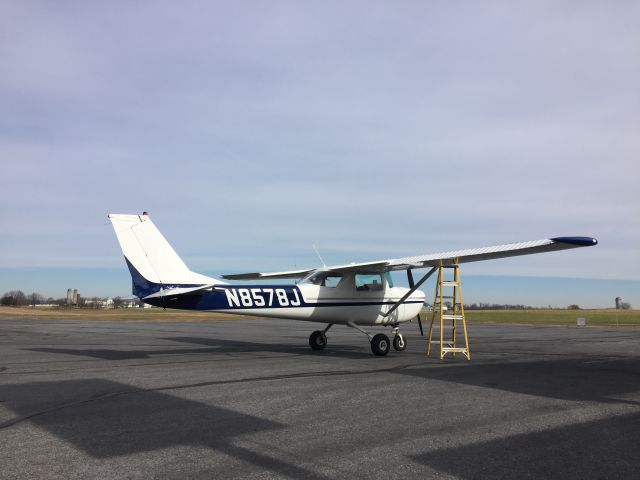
[
  {"x1": 370, "y1": 333, "x2": 390, "y2": 356},
  {"x1": 308, "y1": 323, "x2": 406, "y2": 356},
  {"x1": 309, "y1": 324, "x2": 333, "y2": 350}
]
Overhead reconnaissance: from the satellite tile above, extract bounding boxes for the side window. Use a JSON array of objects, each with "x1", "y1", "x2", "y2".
[
  {"x1": 305, "y1": 273, "x2": 325, "y2": 285},
  {"x1": 303, "y1": 272, "x2": 343, "y2": 287},
  {"x1": 324, "y1": 275, "x2": 342, "y2": 288},
  {"x1": 355, "y1": 273, "x2": 384, "y2": 291}
]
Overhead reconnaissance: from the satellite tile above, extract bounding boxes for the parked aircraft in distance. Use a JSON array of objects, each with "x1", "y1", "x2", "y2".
[{"x1": 109, "y1": 213, "x2": 597, "y2": 356}]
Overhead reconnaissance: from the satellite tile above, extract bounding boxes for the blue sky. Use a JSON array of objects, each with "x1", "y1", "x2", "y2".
[{"x1": 1, "y1": 1, "x2": 638, "y2": 307}]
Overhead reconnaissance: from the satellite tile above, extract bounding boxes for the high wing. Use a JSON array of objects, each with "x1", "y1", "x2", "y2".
[{"x1": 222, "y1": 237, "x2": 597, "y2": 280}]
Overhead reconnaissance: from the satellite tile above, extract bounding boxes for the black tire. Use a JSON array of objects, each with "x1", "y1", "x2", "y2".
[
  {"x1": 393, "y1": 334, "x2": 407, "y2": 351},
  {"x1": 370, "y1": 333, "x2": 390, "y2": 356},
  {"x1": 309, "y1": 330, "x2": 327, "y2": 350}
]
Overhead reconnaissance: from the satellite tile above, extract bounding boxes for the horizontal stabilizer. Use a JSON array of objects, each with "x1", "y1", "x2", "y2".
[{"x1": 142, "y1": 284, "x2": 218, "y2": 299}]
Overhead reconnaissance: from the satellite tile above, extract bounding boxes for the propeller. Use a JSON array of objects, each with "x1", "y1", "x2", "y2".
[{"x1": 407, "y1": 269, "x2": 424, "y2": 336}]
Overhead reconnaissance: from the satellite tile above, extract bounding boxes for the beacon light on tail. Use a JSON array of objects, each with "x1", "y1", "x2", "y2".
[{"x1": 108, "y1": 213, "x2": 597, "y2": 357}]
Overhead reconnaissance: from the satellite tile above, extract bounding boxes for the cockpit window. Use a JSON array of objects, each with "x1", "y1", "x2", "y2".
[
  {"x1": 355, "y1": 273, "x2": 384, "y2": 291},
  {"x1": 324, "y1": 275, "x2": 342, "y2": 287},
  {"x1": 302, "y1": 272, "x2": 343, "y2": 287}
]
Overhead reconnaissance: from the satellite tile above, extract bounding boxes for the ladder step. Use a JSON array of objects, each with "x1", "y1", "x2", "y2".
[
  {"x1": 442, "y1": 347, "x2": 469, "y2": 353},
  {"x1": 441, "y1": 281, "x2": 459, "y2": 286},
  {"x1": 442, "y1": 314, "x2": 464, "y2": 320}
]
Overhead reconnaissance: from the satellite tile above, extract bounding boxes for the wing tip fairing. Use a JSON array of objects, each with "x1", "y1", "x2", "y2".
[{"x1": 551, "y1": 236, "x2": 598, "y2": 247}]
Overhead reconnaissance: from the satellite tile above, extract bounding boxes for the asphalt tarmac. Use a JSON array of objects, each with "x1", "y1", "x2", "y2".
[{"x1": 0, "y1": 316, "x2": 639, "y2": 479}]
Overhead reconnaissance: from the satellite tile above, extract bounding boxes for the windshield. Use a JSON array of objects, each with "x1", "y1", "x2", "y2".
[
  {"x1": 355, "y1": 273, "x2": 384, "y2": 291},
  {"x1": 385, "y1": 272, "x2": 394, "y2": 287}
]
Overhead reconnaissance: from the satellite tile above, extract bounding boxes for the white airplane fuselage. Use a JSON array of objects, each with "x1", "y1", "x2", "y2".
[{"x1": 144, "y1": 271, "x2": 425, "y2": 327}]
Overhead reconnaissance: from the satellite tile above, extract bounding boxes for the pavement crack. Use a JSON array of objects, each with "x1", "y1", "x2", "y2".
[
  {"x1": 0, "y1": 390, "x2": 133, "y2": 431},
  {"x1": 150, "y1": 362, "x2": 421, "y2": 392}
]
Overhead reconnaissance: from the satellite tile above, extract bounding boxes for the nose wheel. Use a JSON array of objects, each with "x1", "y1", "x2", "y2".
[{"x1": 392, "y1": 333, "x2": 407, "y2": 351}]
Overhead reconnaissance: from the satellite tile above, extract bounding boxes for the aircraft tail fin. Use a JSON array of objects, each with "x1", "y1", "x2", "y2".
[{"x1": 108, "y1": 213, "x2": 223, "y2": 298}]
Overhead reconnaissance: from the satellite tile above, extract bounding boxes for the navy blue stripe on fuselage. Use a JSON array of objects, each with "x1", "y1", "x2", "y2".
[{"x1": 143, "y1": 285, "x2": 422, "y2": 311}]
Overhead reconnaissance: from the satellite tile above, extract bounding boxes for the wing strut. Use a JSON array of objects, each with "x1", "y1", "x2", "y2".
[
  {"x1": 383, "y1": 266, "x2": 438, "y2": 319},
  {"x1": 407, "y1": 269, "x2": 424, "y2": 336}
]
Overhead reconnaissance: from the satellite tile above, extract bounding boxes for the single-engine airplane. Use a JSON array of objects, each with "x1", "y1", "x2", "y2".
[{"x1": 109, "y1": 213, "x2": 597, "y2": 356}]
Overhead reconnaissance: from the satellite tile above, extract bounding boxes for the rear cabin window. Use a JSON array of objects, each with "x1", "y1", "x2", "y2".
[{"x1": 355, "y1": 273, "x2": 384, "y2": 291}]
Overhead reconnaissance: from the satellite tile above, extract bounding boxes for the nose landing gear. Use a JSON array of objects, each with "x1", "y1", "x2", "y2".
[
  {"x1": 391, "y1": 327, "x2": 407, "y2": 351},
  {"x1": 392, "y1": 333, "x2": 407, "y2": 351}
]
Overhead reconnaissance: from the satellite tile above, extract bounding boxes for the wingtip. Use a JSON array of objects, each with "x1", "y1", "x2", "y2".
[{"x1": 551, "y1": 236, "x2": 598, "y2": 247}]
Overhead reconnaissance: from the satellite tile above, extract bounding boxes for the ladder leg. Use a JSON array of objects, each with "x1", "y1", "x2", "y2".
[
  {"x1": 426, "y1": 313, "x2": 436, "y2": 355},
  {"x1": 456, "y1": 267, "x2": 471, "y2": 361},
  {"x1": 451, "y1": 272, "x2": 457, "y2": 355},
  {"x1": 438, "y1": 268, "x2": 445, "y2": 359}
]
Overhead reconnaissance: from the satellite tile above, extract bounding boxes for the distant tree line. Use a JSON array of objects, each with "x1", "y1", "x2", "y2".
[
  {"x1": 1, "y1": 291, "x2": 141, "y2": 309},
  {"x1": 1, "y1": 290, "x2": 51, "y2": 307},
  {"x1": 464, "y1": 303, "x2": 533, "y2": 310}
]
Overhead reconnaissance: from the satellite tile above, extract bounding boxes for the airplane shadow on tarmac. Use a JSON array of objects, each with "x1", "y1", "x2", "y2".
[
  {"x1": 394, "y1": 357, "x2": 640, "y2": 404},
  {"x1": 27, "y1": 340, "x2": 640, "y2": 405},
  {"x1": 0, "y1": 379, "x2": 329, "y2": 479},
  {"x1": 398, "y1": 358, "x2": 640, "y2": 479},
  {"x1": 29, "y1": 336, "x2": 374, "y2": 361},
  {"x1": 11, "y1": 345, "x2": 640, "y2": 478},
  {"x1": 409, "y1": 411, "x2": 640, "y2": 479}
]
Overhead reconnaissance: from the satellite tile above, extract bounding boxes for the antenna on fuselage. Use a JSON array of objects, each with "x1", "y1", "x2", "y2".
[{"x1": 312, "y1": 245, "x2": 327, "y2": 268}]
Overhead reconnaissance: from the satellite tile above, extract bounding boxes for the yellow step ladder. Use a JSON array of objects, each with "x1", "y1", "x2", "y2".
[{"x1": 427, "y1": 263, "x2": 470, "y2": 360}]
